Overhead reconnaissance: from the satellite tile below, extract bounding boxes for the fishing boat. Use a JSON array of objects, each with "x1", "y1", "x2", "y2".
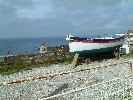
[{"x1": 66, "y1": 34, "x2": 125, "y2": 57}]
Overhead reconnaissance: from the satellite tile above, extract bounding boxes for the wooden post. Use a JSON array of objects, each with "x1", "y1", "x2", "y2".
[
  {"x1": 130, "y1": 62, "x2": 133, "y2": 79},
  {"x1": 71, "y1": 53, "x2": 79, "y2": 68},
  {"x1": 85, "y1": 58, "x2": 90, "y2": 63}
]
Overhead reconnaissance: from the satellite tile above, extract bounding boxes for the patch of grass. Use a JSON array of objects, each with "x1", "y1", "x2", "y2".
[
  {"x1": 121, "y1": 49, "x2": 133, "y2": 58},
  {"x1": 0, "y1": 57, "x2": 73, "y2": 75},
  {"x1": 0, "y1": 62, "x2": 31, "y2": 75},
  {"x1": 65, "y1": 57, "x2": 73, "y2": 64}
]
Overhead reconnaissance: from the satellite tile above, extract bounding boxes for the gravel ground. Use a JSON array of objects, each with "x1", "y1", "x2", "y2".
[{"x1": 0, "y1": 58, "x2": 133, "y2": 100}]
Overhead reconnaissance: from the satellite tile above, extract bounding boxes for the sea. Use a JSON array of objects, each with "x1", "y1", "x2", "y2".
[{"x1": 0, "y1": 37, "x2": 68, "y2": 56}]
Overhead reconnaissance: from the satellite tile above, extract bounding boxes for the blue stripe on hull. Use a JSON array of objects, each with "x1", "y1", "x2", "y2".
[{"x1": 70, "y1": 45, "x2": 121, "y2": 57}]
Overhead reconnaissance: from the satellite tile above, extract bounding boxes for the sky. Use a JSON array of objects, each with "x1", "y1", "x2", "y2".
[{"x1": 0, "y1": 0, "x2": 133, "y2": 38}]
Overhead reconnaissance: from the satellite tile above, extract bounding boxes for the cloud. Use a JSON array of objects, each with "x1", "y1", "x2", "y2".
[
  {"x1": 15, "y1": 0, "x2": 55, "y2": 19},
  {"x1": 53, "y1": 0, "x2": 121, "y2": 11},
  {"x1": 0, "y1": 0, "x2": 133, "y2": 38}
]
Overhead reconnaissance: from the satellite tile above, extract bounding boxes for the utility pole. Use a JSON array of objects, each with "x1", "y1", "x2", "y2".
[{"x1": 7, "y1": 43, "x2": 11, "y2": 55}]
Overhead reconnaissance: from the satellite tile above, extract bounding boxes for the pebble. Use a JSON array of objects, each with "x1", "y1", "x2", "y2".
[{"x1": 0, "y1": 58, "x2": 133, "y2": 100}]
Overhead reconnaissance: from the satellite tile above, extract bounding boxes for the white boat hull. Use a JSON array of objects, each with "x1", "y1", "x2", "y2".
[
  {"x1": 66, "y1": 34, "x2": 125, "y2": 56},
  {"x1": 69, "y1": 39, "x2": 125, "y2": 56}
]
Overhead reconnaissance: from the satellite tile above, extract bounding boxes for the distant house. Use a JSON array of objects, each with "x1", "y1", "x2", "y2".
[
  {"x1": 127, "y1": 30, "x2": 133, "y2": 36},
  {"x1": 40, "y1": 42, "x2": 47, "y2": 53},
  {"x1": 129, "y1": 31, "x2": 133, "y2": 36}
]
